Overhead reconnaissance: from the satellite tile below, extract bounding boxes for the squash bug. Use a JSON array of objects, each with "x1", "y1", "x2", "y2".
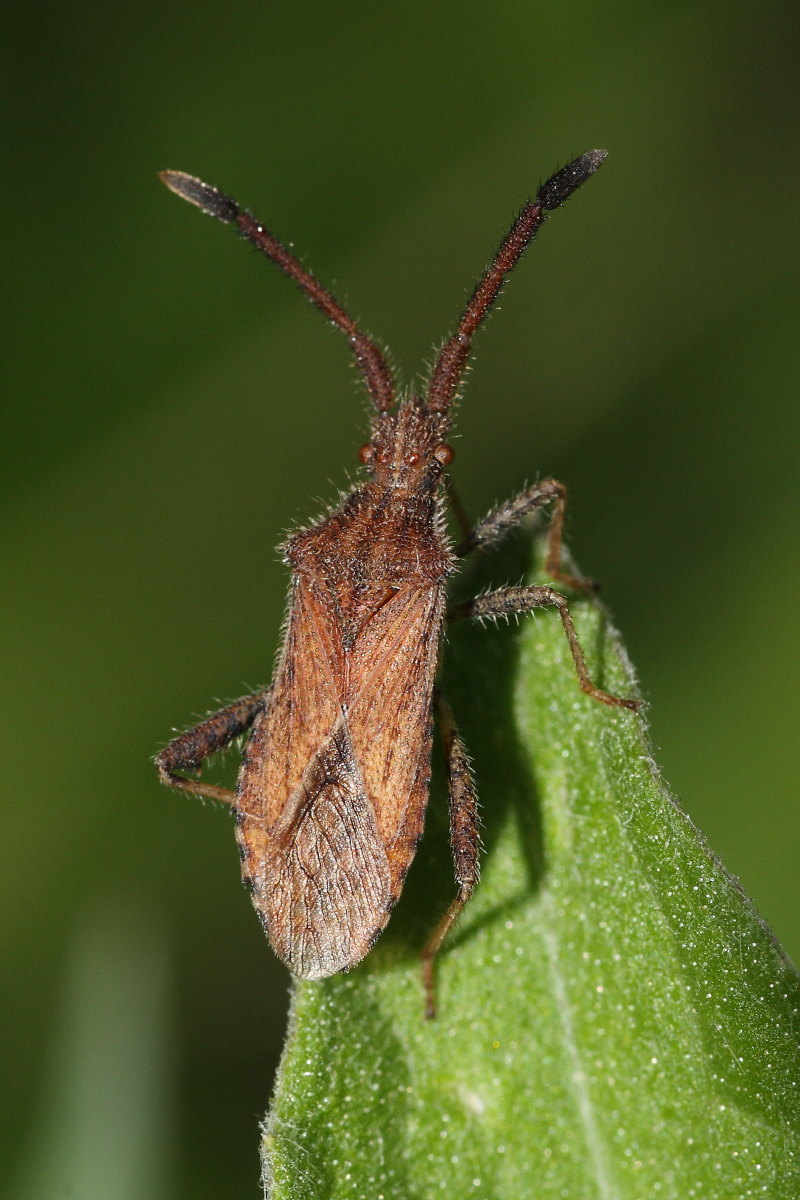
[{"x1": 156, "y1": 150, "x2": 638, "y2": 1016}]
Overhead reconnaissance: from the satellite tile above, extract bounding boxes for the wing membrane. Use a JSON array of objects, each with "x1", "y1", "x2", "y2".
[{"x1": 262, "y1": 718, "x2": 390, "y2": 977}]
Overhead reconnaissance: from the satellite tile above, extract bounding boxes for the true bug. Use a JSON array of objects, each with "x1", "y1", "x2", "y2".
[{"x1": 156, "y1": 150, "x2": 638, "y2": 1016}]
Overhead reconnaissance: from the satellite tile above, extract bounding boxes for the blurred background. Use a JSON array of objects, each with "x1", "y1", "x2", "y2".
[{"x1": 2, "y1": 2, "x2": 798, "y2": 1197}]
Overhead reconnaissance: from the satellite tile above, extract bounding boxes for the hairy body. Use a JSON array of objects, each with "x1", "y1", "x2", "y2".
[
  {"x1": 156, "y1": 152, "x2": 638, "y2": 1013},
  {"x1": 238, "y1": 479, "x2": 452, "y2": 976}
]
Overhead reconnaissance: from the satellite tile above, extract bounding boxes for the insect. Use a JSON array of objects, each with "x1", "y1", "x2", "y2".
[{"x1": 156, "y1": 150, "x2": 638, "y2": 1016}]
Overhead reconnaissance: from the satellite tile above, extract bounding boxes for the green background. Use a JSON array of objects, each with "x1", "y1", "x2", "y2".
[{"x1": 3, "y1": 3, "x2": 798, "y2": 1198}]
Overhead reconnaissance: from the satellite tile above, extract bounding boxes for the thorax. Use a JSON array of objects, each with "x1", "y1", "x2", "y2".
[{"x1": 285, "y1": 483, "x2": 454, "y2": 590}]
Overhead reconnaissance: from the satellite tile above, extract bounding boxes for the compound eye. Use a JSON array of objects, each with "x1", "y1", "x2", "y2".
[
  {"x1": 358, "y1": 443, "x2": 373, "y2": 465},
  {"x1": 433, "y1": 443, "x2": 455, "y2": 467}
]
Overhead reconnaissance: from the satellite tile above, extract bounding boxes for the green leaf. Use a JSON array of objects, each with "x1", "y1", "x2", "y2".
[{"x1": 262, "y1": 535, "x2": 800, "y2": 1199}]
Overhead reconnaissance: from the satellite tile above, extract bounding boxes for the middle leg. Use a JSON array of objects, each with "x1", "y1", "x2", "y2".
[
  {"x1": 453, "y1": 585, "x2": 639, "y2": 710},
  {"x1": 156, "y1": 689, "x2": 268, "y2": 804}
]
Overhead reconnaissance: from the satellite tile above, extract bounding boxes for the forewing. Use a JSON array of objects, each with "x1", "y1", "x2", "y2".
[
  {"x1": 238, "y1": 576, "x2": 342, "y2": 828},
  {"x1": 236, "y1": 575, "x2": 445, "y2": 977},
  {"x1": 345, "y1": 584, "x2": 446, "y2": 879}
]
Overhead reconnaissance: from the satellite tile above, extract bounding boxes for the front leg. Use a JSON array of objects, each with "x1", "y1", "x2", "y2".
[
  {"x1": 156, "y1": 690, "x2": 268, "y2": 804},
  {"x1": 456, "y1": 477, "x2": 595, "y2": 593}
]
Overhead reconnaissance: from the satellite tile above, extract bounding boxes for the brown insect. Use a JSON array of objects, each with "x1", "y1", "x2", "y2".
[{"x1": 156, "y1": 150, "x2": 638, "y2": 1016}]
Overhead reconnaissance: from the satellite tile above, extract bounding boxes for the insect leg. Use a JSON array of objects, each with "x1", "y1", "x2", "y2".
[
  {"x1": 156, "y1": 690, "x2": 268, "y2": 804},
  {"x1": 454, "y1": 585, "x2": 639, "y2": 711},
  {"x1": 421, "y1": 691, "x2": 481, "y2": 1019},
  {"x1": 456, "y1": 477, "x2": 595, "y2": 592}
]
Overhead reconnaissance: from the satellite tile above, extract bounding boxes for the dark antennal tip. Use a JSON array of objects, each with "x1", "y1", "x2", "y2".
[
  {"x1": 159, "y1": 170, "x2": 240, "y2": 224},
  {"x1": 537, "y1": 149, "x2": 608, "y2": 212}
]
